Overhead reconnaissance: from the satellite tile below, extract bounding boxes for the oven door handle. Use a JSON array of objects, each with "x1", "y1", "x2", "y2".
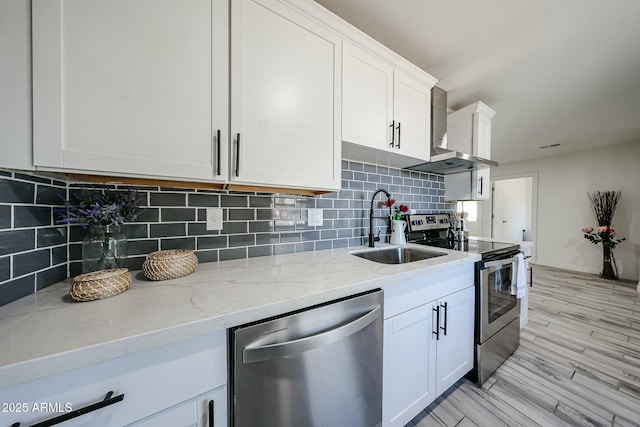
[{"x1": 483, "y1": 256, "x2": 518, "y2": 269}]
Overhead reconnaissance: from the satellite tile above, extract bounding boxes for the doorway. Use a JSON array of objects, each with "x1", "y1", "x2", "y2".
[{"x1": 491, "y1": 177, "x2": 533, "y2": 242}]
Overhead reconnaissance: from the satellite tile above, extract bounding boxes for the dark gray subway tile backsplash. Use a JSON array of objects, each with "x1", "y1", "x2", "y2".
[{"x1": 0, "y1": 161, "x2": 453, "y2": 307}]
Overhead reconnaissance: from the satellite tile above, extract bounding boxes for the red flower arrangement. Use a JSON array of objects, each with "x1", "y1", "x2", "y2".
[
  {"x1": 383, "y1": 199, "x2": 409, "y2": 220},
  {"x1": 581, "y1": 225, "x2": 625, "y2": 249}
]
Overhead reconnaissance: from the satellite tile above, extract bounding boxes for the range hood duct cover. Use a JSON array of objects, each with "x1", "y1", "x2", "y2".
[{"x1": 407, "y1": 87, "x2": 498, "y2": 174}]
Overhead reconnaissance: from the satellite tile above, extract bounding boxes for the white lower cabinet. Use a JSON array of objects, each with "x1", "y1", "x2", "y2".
[
  {"x1": 383, "y1": 304, "x2": 437, "y2": 427},
  {"x1": 129, "y1": 385, "x2": 226, "y2": 427},
  {"x1": 0, "y1": 330, "x2": 227, "y2": 427},
  {"x1": 382, "y1": 265, "x2": 475, "y2": 427},
  {"x1": 434, "y1": 286, "x2": 475, "y2": 396}
]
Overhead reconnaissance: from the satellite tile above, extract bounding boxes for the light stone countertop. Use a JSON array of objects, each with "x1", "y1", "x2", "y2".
[
  {"x1": 469, "y1": 235, "x2": 534, "y2": 249},
  {"x1": 0, "y1": 244, "x2": 480, "y2": 389}
]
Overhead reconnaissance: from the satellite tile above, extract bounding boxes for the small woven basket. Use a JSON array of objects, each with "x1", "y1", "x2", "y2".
[
  {"x1": 70, "y1": 268, "x2": 132, "y2": 302},
  {"x1": 142, "y1": 249, "x2": 198, "y2": 281}
]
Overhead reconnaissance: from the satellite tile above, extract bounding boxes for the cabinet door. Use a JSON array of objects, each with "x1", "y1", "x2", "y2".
[
  {"x1": 383, "y1": 304, "x2": 437, "y2": 427},
  {"x1": 473, "y1": 111, "x2": 492, "y2": 159},
  {"x1": 473, "y1": 168, "x2": 491, "y2": 200},
  {"x1": 392, "y1": 70, "x2": 430, "y2": 161},
  {"x1": 435, "y1": 286, "x2": 475, "y2": 396},
  {"x1": 230, "y1": 0, "x2": 341, "y2": 190},
  {"x1": 128, "y1": 400, "x2": 197, "y2": 427},
  {"x1": 32, "y1": 0, "x2": 228, "y2": 181},
  {"x1": 0, "y1": 0, "x2": 32, "y2": 170},
  {"x1": 0, "y1": 331, "x2": 226, "y2": 427},
  {"x1": 196, "y1": 386, "x2": 227, "y2": 427},
  {"x1": 342, "y1": 42, "x2": 394, "y2": 153}
]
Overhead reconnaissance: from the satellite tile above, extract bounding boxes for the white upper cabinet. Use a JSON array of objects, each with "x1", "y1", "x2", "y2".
[
  {"x1": 444, "y1": 169, "x2": 491, "y2": 201},
  {"x1": 342, "y1": 41, "x2": 435, "y2": 168},
  {"x1": 444, "y1": 102, "x2": 496, "y2": 201},
  {"x1": 342, "y1": 42, "x2": 394, "y2": 153},
  {"x1": 229, "y1": 0, "x2": 341, "y2": 191},
  {"x1": 392, "y1": 70, "x2": 431, "y2": 160},
  {"x1": 447, "y1": 101, "x2": 496, "y2": 160},
  {"x1": 0, "y1": 0, "x2": 32, "y2": 171},
  {"x1": 31, "y1": 0, "x2": 229, "y2": 182}
]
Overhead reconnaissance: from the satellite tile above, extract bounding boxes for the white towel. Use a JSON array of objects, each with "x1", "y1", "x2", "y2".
[{"x1": 515, "y1": 252, "x2": 527, "y2": 299}]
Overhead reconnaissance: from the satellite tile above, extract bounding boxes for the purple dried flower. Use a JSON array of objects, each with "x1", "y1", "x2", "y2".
[{"x1": 55, "y1": 188, "x2": 143, "y2": 227}]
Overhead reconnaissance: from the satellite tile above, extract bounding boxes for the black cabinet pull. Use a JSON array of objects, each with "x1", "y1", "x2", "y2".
[
  {"x1": 479, "y1": 176, "x2": 484, "y2": 195},
  {"x1": 234, "y1": 133, "x2": 240, "y2": 177},
  {"x1": 432, "y1": 305, "x2": 440, "y2": 340},
  {"x1": 389, "y1": 120, "x2": 395, "y2": 148},
  {"x1": 396, "y1": 122, "x2": 401, "y2": 149},
  {"x1": 440, "y1": 302, "x2": 448, "y2": 336},
  {"x1": 216, "y1": 129, "x2": 221, "y2": 176},
  {"x1": 12, "y1": 391, "x2": 124, "y2": 427},
  {"x1": 208, "y1": 400, "x2": 214, "y2": 426}
]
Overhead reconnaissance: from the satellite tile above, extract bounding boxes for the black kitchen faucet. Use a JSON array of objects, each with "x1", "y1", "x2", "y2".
[{"x1": 368, "y1": 188, "x2": 392, "y2": 248}]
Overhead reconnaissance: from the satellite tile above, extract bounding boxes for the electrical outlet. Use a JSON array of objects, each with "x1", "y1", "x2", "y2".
[
  {"x1": 308, "y1": 209, "x2": 323, "y2": 226},
  {"x1": 206, "y1": 208, "x2": 223, "y2": 231}
]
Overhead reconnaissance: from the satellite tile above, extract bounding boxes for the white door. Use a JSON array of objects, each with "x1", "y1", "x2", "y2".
[
  {"x1": 492, "y1": 177, "x2": 532, "y2": 241},
  {"x1": 32, "y1": 0, "x2": 228, "y2": 181},
  {"x1": 392, "y1": 70, "x2": 430, "y2": 161},
  {"x1": 435, "y1": 286, "x2": 475, "y2": 396},
  {"x1": 383, "y1": 304, "x2": 437, "y2": 427},
  {"x1": 230, "y1": 0, "x2": 340, "y2": 190},
  {"x1": 342, "y1": 42, "x2": 394, "y2": 153}
]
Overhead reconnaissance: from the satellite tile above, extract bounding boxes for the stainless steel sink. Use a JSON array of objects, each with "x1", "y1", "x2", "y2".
[{"x1": 351, "y1": 247, "x2": 446, "y2": 264}]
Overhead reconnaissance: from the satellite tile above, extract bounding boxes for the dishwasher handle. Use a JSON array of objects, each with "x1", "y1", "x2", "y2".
[{"x1": 243, "y1": 305, "x2": 381, "y2": 364}]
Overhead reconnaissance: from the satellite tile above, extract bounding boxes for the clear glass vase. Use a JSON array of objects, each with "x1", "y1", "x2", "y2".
[
  {"x1": 82, "y1": 225, "x2": 128, "y2": 273},
  {"x1": 601, "y1": 244, "x2": 618, "y2": 280}
]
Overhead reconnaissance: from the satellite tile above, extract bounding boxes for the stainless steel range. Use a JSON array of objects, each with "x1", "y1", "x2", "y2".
[{"x1": 405, "y1": 213, "x2": 521, "y2": 385}]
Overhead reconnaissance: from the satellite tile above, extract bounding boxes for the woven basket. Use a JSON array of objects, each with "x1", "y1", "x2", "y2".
[
  {"x1": 70, "y1": 268, "x2": 132, "y2": 302},
  {"x1": 142, "y1": 249, "x2": 198, "y2": 281}
]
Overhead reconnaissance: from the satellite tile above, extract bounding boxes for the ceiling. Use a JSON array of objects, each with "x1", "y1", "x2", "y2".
[{"x1": 314, "y1": 0, "x2": 640, "y2": 164}]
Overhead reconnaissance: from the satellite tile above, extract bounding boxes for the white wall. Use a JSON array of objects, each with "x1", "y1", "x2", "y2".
[{"x1": 493, "y1": 140, "x2": 640, "y2": 281}]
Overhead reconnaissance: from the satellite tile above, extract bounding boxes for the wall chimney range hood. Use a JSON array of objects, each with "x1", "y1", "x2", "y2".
[{"x1": 407, "y1": 87, "x2": 498, "y2": 174}]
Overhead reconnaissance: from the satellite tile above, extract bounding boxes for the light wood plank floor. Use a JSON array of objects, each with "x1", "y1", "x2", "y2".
[{"x1": 407, "y1": 265, "x2": 640, "y2": 427}]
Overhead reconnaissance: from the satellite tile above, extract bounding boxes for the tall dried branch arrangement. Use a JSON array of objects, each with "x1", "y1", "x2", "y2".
[{"x1": 588, "y1": 190, "x2": 622, "y2": 226}]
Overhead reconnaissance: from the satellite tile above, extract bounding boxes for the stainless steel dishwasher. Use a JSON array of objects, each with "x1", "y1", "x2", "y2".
[{"x1": 230, "y1": 289, "x2": 383, "y2": 427}]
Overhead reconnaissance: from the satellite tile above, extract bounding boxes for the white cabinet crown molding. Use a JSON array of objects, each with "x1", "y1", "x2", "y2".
[{"x1": 282, "y1": 0, "x2": 437, "y2": 87}]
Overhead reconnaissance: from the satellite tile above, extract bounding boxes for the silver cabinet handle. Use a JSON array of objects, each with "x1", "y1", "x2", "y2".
[
  {"x1": 243, "y1": 305, "x2": 381, "y2": 363},
  {"x1": 440, "y1": 301, "x2": 447, "y2": 336}
]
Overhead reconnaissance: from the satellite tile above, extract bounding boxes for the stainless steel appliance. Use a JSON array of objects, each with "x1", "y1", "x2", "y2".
[
  {"x1": 407, "y1": 87, "x2": 498, "y2": 174},
  {"x1": 230, "y1": 290, "x2": 383, "y2": 427},
  {"x1": 405, "y1": 213, "x2": 520, "y2": 385}
]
